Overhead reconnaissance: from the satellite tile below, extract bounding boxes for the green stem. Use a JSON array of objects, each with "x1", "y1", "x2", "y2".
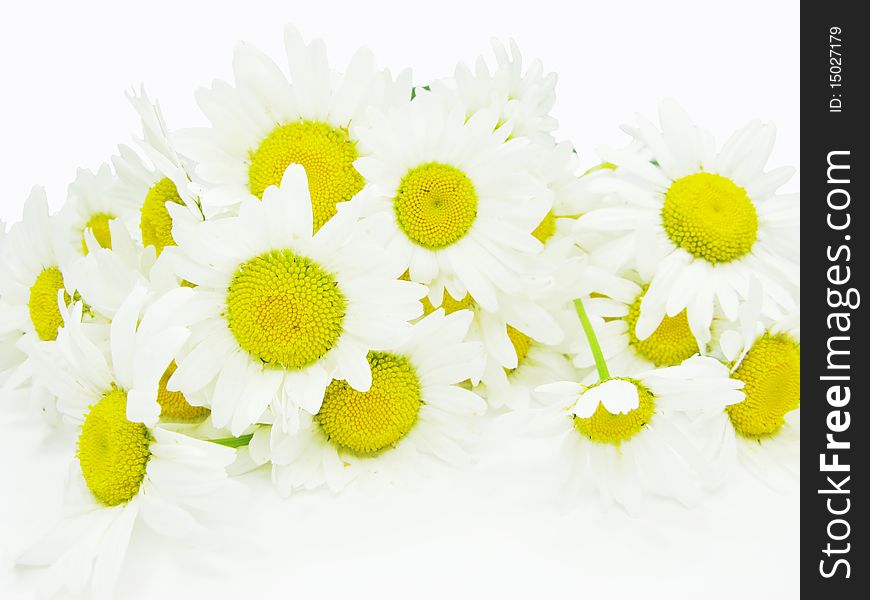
[
  {"x1": 574, "y1": 297, "x2": 610, "y2": 381},
  {"x1": 208, "y1": 433, "x2": 254, "y2": 448}
]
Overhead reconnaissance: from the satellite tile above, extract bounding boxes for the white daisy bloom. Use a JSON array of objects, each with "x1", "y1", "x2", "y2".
[
  {"x1": 478, "y1": 331, "x2": 577, "y2": 411},
  {"x1": 177, "y1": 25, "x2": 411, "y2": 228},
  {"x1": 0, "y1": 188, "x2": 86, "y2": 399},
  {"x1": 534, "y1": 356, "x2": 744, "y2": 511},
  {"x1": 349, "y1": 90, "x2": 553, "y2": 312},
  {"x1": 19, "y1": 292, "x2": 243, "y2": 600},
  {"x1": 697, "y1": 294, "x2": 800, "y2": 491},
  {"x1": 65, "y1": 221, "x2": 156, "y2": 317},
  {"x1": 524, "y1": 140, "x2": 596, "y2": 269},
  {"x1": 53, "y1": 163, "x2": 137, "y2": 272},
  {"x1": 576, "y1": 100, "x2": 799, "y2": 350},
  {"x1": 163, "y1": 165, "x2": 425, "y2": 436},
  {"x1": 249, "y1": 309, "x2": 486, "y2": 495},
  {"x1": 474, "y1": 262, "x2": 582, "y2": 410},
  {"x1": 571, "y1": 266, "x2": 705, "y2": 376},
  {"x1": 434, "y1": 38, "x2": 558, "y2": 143},
  {"x1": 110, "y1": 86, "x2": 203, "y2": 253},
  {"x1": 403, "y1": 275, "x2": 568, "y2": 407},
  {"x1": 60, "y1": 221, "x2": 212, "y2": 427}
]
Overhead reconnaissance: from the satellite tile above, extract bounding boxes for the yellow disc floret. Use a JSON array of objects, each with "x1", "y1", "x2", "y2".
[
  {"x1": 140, "y1": 177, "x2": 184, "y2": 254},
  {"x1": 400, "y1": 271, "x2": 476, "y2": 316},
  {"x1": 727, "y1": 334, "x2": 800, "y2": 439},
  {"x1": 81, "y1": 213, "x2": 114, "y2": 255},
  {"x1": 506, "y1": 325, "x2": 533, "y2": 371},
  {"x1": 316, "y1": 351, "x2": 423, "y2": 455},
  {"x1": 157, "y1": 361, "x2": 210, "y2": 421},
  {"x1": 662, "y1": 172, "x2": 758, "y2": 264},
  {"x1": 625, "y1": 289, "x2": 698, "y2": 367},
  {"x1": 394, "y1": 162, "x2": 478, "y2": 249},
  {"x1": 28, "y1": 267, "x2": 71, "y2": 341},
  {"x1": 77, "y1": 387, "x2": 151, "y2": 507},
  {"x1": 423, "y1": 290, "x2": 475, "y2": 316},
  {"x1": 531, "y1": 210, "x2": 557, "y2": 244},
  {"x1": 574, "y1": 379, "x2": 656, "y2": 445},
  {"x1": 225, "y1": 249, "x2": 347, "y2": 369},
  {"x1": 248, "y1": 121, "x2": 365, "y2": 232}
]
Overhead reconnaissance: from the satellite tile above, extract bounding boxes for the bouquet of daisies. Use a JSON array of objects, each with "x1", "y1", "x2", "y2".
[{"x1": 0, "y1": 26, "x2": 799, "y2": 599}]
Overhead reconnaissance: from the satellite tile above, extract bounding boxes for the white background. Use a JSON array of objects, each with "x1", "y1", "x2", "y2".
[{"x1": 0, "y1": 1, "x2": 799, "y2": 599}]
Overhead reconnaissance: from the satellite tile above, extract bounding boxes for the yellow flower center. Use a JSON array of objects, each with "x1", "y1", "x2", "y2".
[
  {"x1": 140, "y1": 177, "x2": 184, "y2": 255},
  {"x1": 573, "y1": 379, "x2": 656, "y2": 445},
  {"x1": 81, "y1": 213, "x2": 114, "y2": 255},
  {"x1": 423, "y1": 291, "x2": 475, "y2": 316},
  {"x1": 248, "y1": 121, "x2": 365, "y2": 232},
  {"x1": 624, "y1": 290, "x2": 698, "y2": 366},
  {"x1": 394, "y1": 162, "x2": 478, "y2": 249},
  {"x1": 531, "y1": 210, "x2": 557, "y2": 243},
  {"x1": 727, "y1": 334, "x2": 800, "y2": 439},
  {"x1": 77, "y1": 388, "x2": 151, "y2": 507},
  {"x1": 28, "y1": 267, "x2": 71, "y2": 341},
  {"x1": 662, "y1": 172, "x2": 758, "y2": 264},
  {"x1": 157, "y1": 361, "x2": 210, "y2": 421},
  {"x1": 506, "y1": 325, "x2": 533, "y2": 371},
  {"x1": 401, "y1": 271, "x2": 476, "y2": 315},
  {"x1": 316, "y1": 351, "x2": 422, "y2": 455},
  {"x1": 225, "y1": 249, "x2": 346, "y2": 369}
]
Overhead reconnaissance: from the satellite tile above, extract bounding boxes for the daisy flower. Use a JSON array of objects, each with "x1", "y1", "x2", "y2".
[
  {"x1": 477, "y1": 318, "x2": 577, "y2": 411},
  {"x1": 110, "y1": 86, "x2": 203, "y2": 254},
  {"x1": 350, "y1": 89, "x2": 552, "y2": 312},
  {"x1": 177, "y1": 25, "x2": 411, "y2": 229},
  {"x1": 527, "y1": 140, "x2": 595, "y2": 264},
  {"x1": 576, "y1": 100, "x2": 799, "y2": 350},
  {"x1": 433, "y1": 38, "x2": 558, "y2": 144},
  {"x1": 474, "y1": 259, "x2": 583, "y2": 410},
  {"x1": 53, "y1": 163, "x2": 137, "y2": 272},
  {"x1": 697, "y1": 294, "x2": 800, "y2": 490},
  {"x1": 407, "y1": 277, "x2": 567, "y2": 406},
  {"x1": 0, "y1": 188, "x2": 85, "y2": 398},
  {"x1": 60, "y1": 219, "x2": 210, "y2": 427},
  {"x1": 572, "y1": 266, "x2": 705, "y2": 375},
  {"x1": 248, "y1": 309, "x2": 486, "y2": 495},
  {"x1": 19, "y1": 290, "x2": 243, "y2": 600},
  {"x1": 162, "y1": 165, "x2": 425, "y2": 436},
  {"x1": 63, "y1": 219, "x2": 159, "y2": 320},
  {"x1": 534, "y1": 355, "x2": 744, "y2": 511}
]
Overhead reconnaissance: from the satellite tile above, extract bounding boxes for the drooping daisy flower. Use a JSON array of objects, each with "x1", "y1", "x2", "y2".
[
  {"x1": 531, "y1": 295, "x2": 745, "y2": 510},
  {"x1": 162, "y1": 165, "x2": 425, "y2": 436},
  {"x1": 572, "y1": 266, "x2": 705, "y2": 375},
  {"x1": 576, "y1": 100, "x2": 799, "y2": 350},
  {"x1": 434, "y1": 38, "x2": 558, "y2": 143},
  {"x1": 350, "y1": 90, "x2": 552, "y2": 312},
  {"x1": 697, "y1": 297, "x2": 800, "y2": 490},
  {"x1": 19, "y1": 291, "x2": 243, "y2": 600},
  {"x1": 110, "y1": 86, "x2": 203, "y2": 254},
  {"x1": 248, "y1": 309, "x2": 486, "y2": 494},
  {"x1": 0, "y1": 188, "x2": 85, "y2": 401},
  {"x1": 177, "y1": 25, "x2": 411, "y2": 228},
  {"x1": 534, "y1": 355, "x2": 744, "y2": 511}
]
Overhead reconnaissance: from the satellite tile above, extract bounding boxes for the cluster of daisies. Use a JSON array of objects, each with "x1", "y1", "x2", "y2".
[{"x1": 1, "y1": 27, "x2": 799, "y2": 599}]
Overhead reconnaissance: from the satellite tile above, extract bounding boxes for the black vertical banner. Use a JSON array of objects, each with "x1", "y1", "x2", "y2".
[{"x1": 803, "y1": 3, "x2": 867, "y2": 595}]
